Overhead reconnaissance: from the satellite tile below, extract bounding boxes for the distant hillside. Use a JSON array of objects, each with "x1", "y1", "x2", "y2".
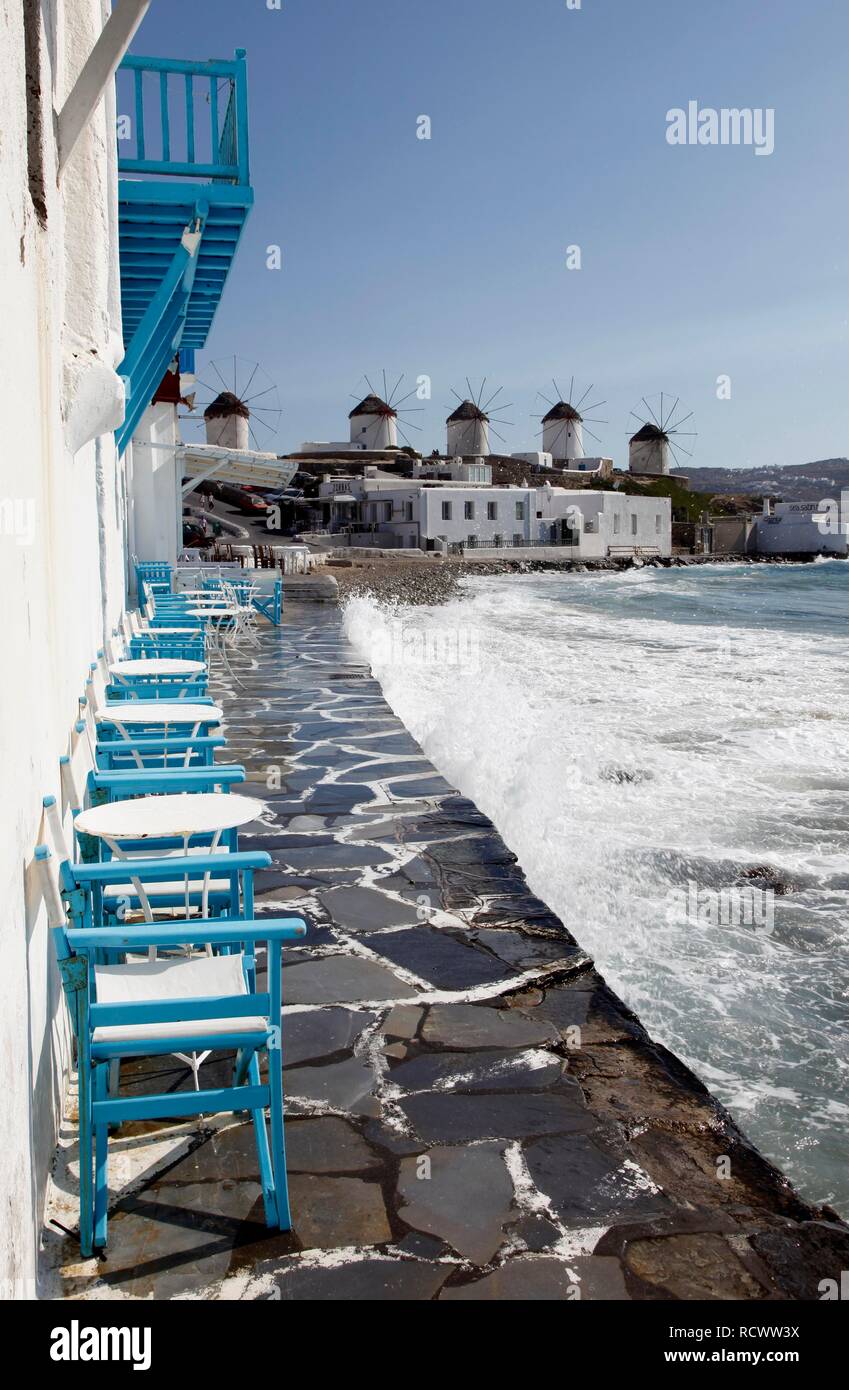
[{"x1": 680, "y1": 458, "x2": 849, "y2": 502}]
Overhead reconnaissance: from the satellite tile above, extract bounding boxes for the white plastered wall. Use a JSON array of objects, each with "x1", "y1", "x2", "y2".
[
  {"x1": 0, "y1": 0, "x2": 127, "y2": 1293},
  {"x1": 126, "y1": 400, "x2": 181, "y2": 575}
]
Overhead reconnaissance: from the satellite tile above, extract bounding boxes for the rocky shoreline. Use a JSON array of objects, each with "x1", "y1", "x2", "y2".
[{"x1": 325, "y1": 551, "x2": 812, "y2": 608}]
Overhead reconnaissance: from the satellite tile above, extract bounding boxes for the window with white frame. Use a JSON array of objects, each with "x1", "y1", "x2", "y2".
[
  {"x1": 441, "y1": 500, "x2": 453, "y2": 521},
  {"x1": 487, "y1": 501, "x2": 498, "y2": 520},
  {"x1": 515, "y1": 501, "x2": 525, "y2": 520},
  {"x1": 465, "y1": 500, "x2": 475, "y2": 520}
]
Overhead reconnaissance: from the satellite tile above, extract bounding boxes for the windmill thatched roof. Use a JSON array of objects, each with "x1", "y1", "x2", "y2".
[
  {"x1": 204, "y1": 391, "x2": 250, "y2": 421},
  {"x1": 542, "y1": 401, "x2": 582, "y2": 424},
  {"x1": 630, "y1": 423, "x2": 668, "y2": 443},
  {"x1": 447, "y1": 399, "x2": 488, "y2": 423},
  {"x1": 348, "y1": 394, "x2": 397, "y2": 420}
]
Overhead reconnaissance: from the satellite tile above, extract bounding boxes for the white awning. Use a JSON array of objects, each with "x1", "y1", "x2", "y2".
[{"x1": 180, "y1": 444, "x2": 298, "y2": 494}]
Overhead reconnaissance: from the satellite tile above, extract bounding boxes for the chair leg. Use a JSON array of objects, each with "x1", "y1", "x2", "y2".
[
  {"x1": 77, "y1": 1042, "x2": 95, "y2": 1259},
  {"x1": 93, "y1": 1063, "x2": 109, "y2": 1249},
  {"x1": 267, "y1": 1035, "x2": 292, "y2": 1232},
  {"x1": 247, "y1": 1052, "x2": 279, "y2": 1229}
]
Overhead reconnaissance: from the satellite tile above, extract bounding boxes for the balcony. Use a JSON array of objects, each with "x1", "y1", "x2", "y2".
[{"x1": 115, "y1": 52, "x2": 254, "y2": 454}]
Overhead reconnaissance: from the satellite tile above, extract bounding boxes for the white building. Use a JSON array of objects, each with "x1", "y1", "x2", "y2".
[
  {"x1": 754, "y1": 499, "x2": 849, "y2": 557},
  {"x1": 413, "y1": 458, "x2": 492, "y2": 483},
  {"x1": 629, "y1": 423, "x2": 671, "y2": 475},
  {"x1": 317, "y1": 474, "x2": 671, "y2": 558},
  {"x1": 203, "y1": 390, "x2": 250, "y2": 451},
  {"x1": 446, "y1": 400, "x2": 489, "y2": 457},
  {"x1": 349, "y1": 393, "x2": 398, "y2": 450},
  {"x1": 542, "y1": 401, "x2": 584, "y2": 461}
]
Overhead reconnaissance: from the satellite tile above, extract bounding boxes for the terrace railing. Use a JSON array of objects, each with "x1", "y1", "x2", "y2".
[{"x1": 117, "y1": 52, "x2": 250, "y2": 185}]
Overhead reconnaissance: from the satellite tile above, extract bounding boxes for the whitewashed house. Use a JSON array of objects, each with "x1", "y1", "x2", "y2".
[{"x1": 317, "y1": 473, "x2": 671, "y2": 557}]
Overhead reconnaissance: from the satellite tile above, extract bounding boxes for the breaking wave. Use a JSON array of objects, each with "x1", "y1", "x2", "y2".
[{"x1": 344, "y1": 562, "x2": 849, "y2": 1212}]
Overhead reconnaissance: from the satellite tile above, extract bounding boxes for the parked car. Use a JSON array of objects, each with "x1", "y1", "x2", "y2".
[{"x1": 214, "y1": 482, "x2": 270, "y2": 516}]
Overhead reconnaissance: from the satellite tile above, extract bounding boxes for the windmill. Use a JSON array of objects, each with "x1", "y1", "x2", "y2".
[
  {"x1": 445, "y1": 379, "x2": 513, "y2": 457},
  {"x1": 533, "y1": 377, "x2": 607, "y2": 462},
  {"x1": 627, "y1": 394, "x2": 697, "y2": 475},
  {"x1": 348, "y1": 371, "x2": 424, "y2": 450},
  {"x1": 179, "y1": 356, "x2": 282, "y2": 453}
]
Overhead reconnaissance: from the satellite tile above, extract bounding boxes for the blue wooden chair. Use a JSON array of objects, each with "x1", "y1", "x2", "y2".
[
  {"x1": 36, "y1": 842, "x2": 306, "y2": 1256},
  {"x1": 85, "y1": 673, "x2": 225, "y2": 772},
  {"x1": 134, "y1": 560, "x2": 173, "y2": 595},
  {"x1": 56, "y1": 732, "x2": 250, "y2": 924}
]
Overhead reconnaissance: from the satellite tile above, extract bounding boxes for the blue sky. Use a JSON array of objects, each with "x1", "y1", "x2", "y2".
[{"x1": 129, "y1": 0, "x2": 849, "y2": 470}]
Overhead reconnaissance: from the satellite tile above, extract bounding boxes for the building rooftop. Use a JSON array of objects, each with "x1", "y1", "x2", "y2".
[
  {"x1": 447, "y1": 400, "x2": 488, "y2": 423},
  {"x1": 630, "y1": 423, "x2": 668, "y2": 443},
  {"x1": 542, "y1": 401, "x2": 582, "y2": 423},
  {"x1": 204, "y1": 390, "x2": 250, "y2": 421},
  {"x1": 349, "y1": 394, "x2": 397, "y2": 419}
]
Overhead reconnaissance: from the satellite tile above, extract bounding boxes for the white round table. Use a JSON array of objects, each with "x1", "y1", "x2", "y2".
[
  {"x1": 95, "y1": 702, "x2": 222, "y2": 725},
  {"x1": 75, "y1": 793, "x2": 265, "y2": 923},
  {"x1": 75, "y1": 792, "x2": 264, "y2": 842},
  {"x1": 109, "y1": 658, "x2": 206, "y2": 677}
]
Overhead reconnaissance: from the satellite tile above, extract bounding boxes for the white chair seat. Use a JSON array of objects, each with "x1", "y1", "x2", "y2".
[
  {"x1": 102, "y1": 877, "x2": 232, "y2": 900},
  {"x1": 93, "y1": 953, "x2": 267, "y2": 1043}
]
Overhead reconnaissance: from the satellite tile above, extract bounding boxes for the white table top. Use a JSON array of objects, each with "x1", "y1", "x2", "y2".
[
  {"x1": 110, "y1": 658, "x2": 206, "y2": 676},
  {"x1": 75, "y1": 792, "x2": 265, "y2": 840},
  {"x1": 94, "y1": 702, "x2": 223, "y2": 725},
  {"x1": 187, "y1": 607, "x2": 238, "y2": 618}
]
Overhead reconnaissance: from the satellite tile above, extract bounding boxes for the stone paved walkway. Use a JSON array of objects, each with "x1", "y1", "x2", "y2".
[{"x1": 44, "y1": 606, "x2": 849, "y2": 1300}]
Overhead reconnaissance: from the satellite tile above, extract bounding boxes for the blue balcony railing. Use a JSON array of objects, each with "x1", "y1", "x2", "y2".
[
  {"x1": 114, "y1": 49, "x2": 253, "y2": 454},
  {"x1": 117, "y1": 51, "x2": 250, "y2": 185}
]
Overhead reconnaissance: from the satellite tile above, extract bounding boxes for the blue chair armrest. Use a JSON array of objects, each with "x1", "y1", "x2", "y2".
[
  {"x1": 90, "y1": 766, "x2": 245, "y2": 793},
  {"x1": 71, "y1": 851, "x2": 272, "y2": 883},
  {"x1": 68, "y1": 917, "x2": 307, "y2": 950}
]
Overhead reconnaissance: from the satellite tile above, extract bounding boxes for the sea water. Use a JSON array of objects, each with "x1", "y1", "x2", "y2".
[{"x1": 345, "y1": 561, "x2": 849, "y2": 1213}]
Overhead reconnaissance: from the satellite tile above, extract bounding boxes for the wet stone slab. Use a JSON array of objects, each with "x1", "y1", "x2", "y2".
[
  {"x1": 285, "y1": 1055, "x2": 380, "y2": 1117},
  {"x1": 388, "y1": 1047, "x2": 563, "y2": 1094},
  {"x1": 359, "y1": 927, "x2": 513, "y2": 991},
  {"x1": 285, "y1": 1118, "x2": 382, "y2": 1174},
  {"x1": 272, "y1": 1257, "x2": 448, "y2": 1301},
  {"x1": 421, "y1": 1003, "x2": 560, "y2": 1050},
  {"x1": 440, "y1": 1256, "x2": 630, "y2": 1301},
  {"x1": 283, "y1": 956, "x2": 418, "y2": 1004},
  {"x1": 397, "y1": 1144, "x2": 514, "y2": 1264},
  {"x1": 399, "y1": 1089, "x2": 596, "y2": 1143},
  {"x1": 318, "y1": 885, "x2": 423, "y2": 931},
  {"x1": 282, "y1": 1007, "x2": 375, "y2": 1065}
]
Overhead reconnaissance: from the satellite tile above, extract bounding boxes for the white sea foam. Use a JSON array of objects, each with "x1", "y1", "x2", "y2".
[{"x1": 344, "y1": 564, "x2": 849, "y2": 1213}]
